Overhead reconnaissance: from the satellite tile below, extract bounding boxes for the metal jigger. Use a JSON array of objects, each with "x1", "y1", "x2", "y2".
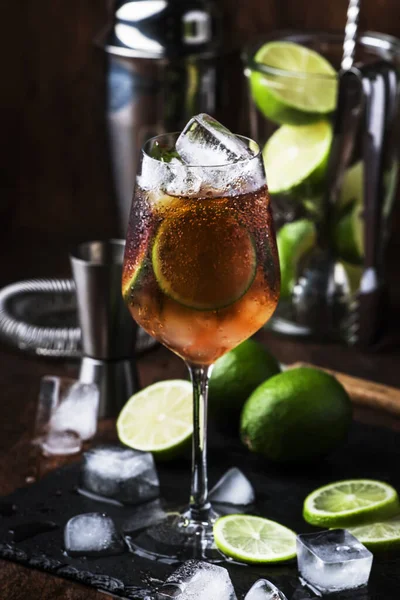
[{"x1": 70, "y1": 240, "x2": 140, "y2": 418}]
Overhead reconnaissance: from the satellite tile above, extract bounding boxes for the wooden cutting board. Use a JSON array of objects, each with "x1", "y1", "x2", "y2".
[{"x1": 290, "y1": 362, "x2": 400, "y2": 418}]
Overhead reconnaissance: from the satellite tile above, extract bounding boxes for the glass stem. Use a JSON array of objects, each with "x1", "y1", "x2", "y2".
[{"x1": 186, "y1": 363, "x2": 213, "y2": 523}]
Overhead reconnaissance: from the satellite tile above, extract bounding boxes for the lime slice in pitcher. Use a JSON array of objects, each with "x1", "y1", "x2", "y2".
[
  {"x1": 250, "y1": 41, "x2": 337, "y2": 125},
  {"x1": 263, "y1": 120, "x2": 333, "y2": 195},
  {"x1": 277, "y1": 219, "x2": 316, "y2": 298}
]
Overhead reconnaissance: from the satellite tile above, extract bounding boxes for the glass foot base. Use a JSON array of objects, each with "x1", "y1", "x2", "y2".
[{"x1": 124, "y1": 509, "x2": 226, "y2": 564}]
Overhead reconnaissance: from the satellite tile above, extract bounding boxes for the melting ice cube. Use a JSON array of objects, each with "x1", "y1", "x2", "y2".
[
  {"x1": 50, "y1": 380, "x2": 99, "y2": 441},
  {"x1": 209, "y1": 467, "x2": 255, "y2": 506},
  {"x1": 64, "y1": 513, "x2": 124, "y2": 557},
  {"x1": 157, "y1": 559, "x2": 237, "y2": 599},
  {"x1": 297, "y1": 529, "x2": 373, "y2": 593},
  {"x1": 81, "y1": 445, "x2": 160, "y2": 505},
  {"x1": 245, "y1": 579, "x2": 287, "y2": 600},
  {"x1": 176, "y1": 114, "x2": 251, "y2": 166}
]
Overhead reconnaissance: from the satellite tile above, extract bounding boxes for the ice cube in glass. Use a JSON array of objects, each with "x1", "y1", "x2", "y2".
[
  {"x1": 176, "y1": 113, "x2": 251, "y2": 166},
  {"x1": 50, "y1": 380, "x2": 99, "y2": 441},
  {"x1": 209, "y1": 467, "x2": 255, "y2": 506},
  {"x1": 64, "y1": 513, "x2": 124, "y2": 557},
  {"x1": 34, "y1": 376, "x2": 99, "y2": 454},
  {"x1": 245, "y1": 579, "x2": 287, "y2": 600},
  {"x1": 81, "y1": 445, "x2": 160, "y2": 505},
  {"x1": 157, "y1": 559, "x2": 237, "y2": 599},
  {"x1": 41, "y1": 430, "x2": 82, "y2": 456},
  {"x1": 297, "y1": 529, "x2": 373, "y2": 593}
]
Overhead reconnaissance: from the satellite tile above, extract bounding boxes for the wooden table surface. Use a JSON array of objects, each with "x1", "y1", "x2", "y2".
[{"x1": 1, "y1": 229, "x2": 400, "y2": 599}]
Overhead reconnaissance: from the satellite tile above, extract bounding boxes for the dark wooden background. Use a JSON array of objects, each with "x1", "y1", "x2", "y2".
[{"x1": 1, "y1": 0, "x2": 400, "y2": 265}]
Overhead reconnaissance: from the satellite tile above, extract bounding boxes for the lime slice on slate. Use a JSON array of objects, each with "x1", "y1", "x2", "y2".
[
  {"x1": 213, "y1": 514, "x2": 297, "y2": 563},
  {"x1": 347, "y1": 514, "x2": 400, "y2": 551},
  {"x1": 304, "y1": 479, "x2": 400, "y2": 527},
  {"x1": 250, "y1": 41, "x2": 337, "y2": 125},
  {"x1": 117, "y1": 380, "x2": 193, "y2": 460}
]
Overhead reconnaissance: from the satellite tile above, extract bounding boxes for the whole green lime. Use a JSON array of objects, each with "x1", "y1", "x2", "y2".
[
  {"x1": 240, "y1": 367, "x2": 352, "y2": 463},
  {"x1": 209, "y1": 339, "x2": 281, "y2": 431}
]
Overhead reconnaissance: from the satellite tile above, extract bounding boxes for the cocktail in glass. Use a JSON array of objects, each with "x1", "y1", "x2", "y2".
[{"x1": 122, "y1": 116, "x2": 280, "y2": 558}]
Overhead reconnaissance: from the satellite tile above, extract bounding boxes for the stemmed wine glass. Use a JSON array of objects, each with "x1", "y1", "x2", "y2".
[{"x1": 122, "y1": 119, "x2": 280, "y2": 559}]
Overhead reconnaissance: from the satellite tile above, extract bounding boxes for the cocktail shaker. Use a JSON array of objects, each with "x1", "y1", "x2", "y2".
[
  {"x1": 97, "y1": 0, "x2": 223, "y2": 233},
  {"x1": 70, "y1": 239, "x2": 139, "y2": 418}
]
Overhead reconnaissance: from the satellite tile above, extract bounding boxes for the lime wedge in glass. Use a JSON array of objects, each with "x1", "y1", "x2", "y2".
[
  {"x1": 277, "y1": 219, "x2": 316, "y2": 298},
  {"x1": 117, "y1": 380, "x2": 193, "y2": 460},
  {"x1": 263, "y1": 120, "x2": 333, "y2": 195},
  {"x1": 213, "y1": 514, "x2": 297, "y2": 563},
  {"x1": 250, "y1": 41, "x2": 337, "y2": 125},
  {"x1": 347, "y1": 514, "x2": 400, "y2": 551},
  {"x1": 304, "y1": 479, "x2": 400, "y2": 528}
]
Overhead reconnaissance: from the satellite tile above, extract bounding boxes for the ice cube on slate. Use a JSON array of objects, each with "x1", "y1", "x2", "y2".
[
  {"x1": 245, "y1": 579, "x2": 287, "y2": 600},
  {"x1": 209, "y1": 467, "x2": 255, "y2": 506},
  {"x1": 81, "y1": 445, "x2": 160, "y2": 505},
  {"x1": 176, "y1": 113, "x2": 251, "y2": 167},
  {"x1": 123, "y1": 499, "x2": 166, "y2": 534},
  {"x1": 157, "y1": 559, "x2": 237, "y2": 599},
  {"x1": 64, "y1": 513, "x2": 124, "y2": 557},
  {"x1": 49, "y1": 380, "x2": 99, "y2": 441},
  {"x1": 297, "y1": 529, "x2": 373, "y2": 593}
]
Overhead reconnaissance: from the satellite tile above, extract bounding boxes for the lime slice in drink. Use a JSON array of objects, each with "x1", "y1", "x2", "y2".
[
  {"x1": 303, "y1": 479, "x2": 400, "y2": 528},
  {"x1": 277, "y1": 219, "x2": 316, "y2": 298},
  {"x1": 263, "y1": 120, "x2": 333, "y2": 195},
  {"x1": 213, "y1": 514, "x2": 297, "y2": 563},
  {"x1": 250, "y1": 41, "x2": 337, "y2": 126},
  {"x1": 347, "y1": 514, "x2": 400, "y2": 551},
  {"x1": 152, "y1": 205, "x2": 256, "y2": 311},
  {"x1": 117, "y1": 380, "x2": 193, "y2": 460}
]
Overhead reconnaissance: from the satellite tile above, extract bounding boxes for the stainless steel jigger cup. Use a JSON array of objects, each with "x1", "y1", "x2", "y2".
[{"x1": 70, "y1": 239, "x2": 140, "y2": 418}]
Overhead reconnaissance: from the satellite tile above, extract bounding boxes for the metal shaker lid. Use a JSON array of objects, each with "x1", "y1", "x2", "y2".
[{"x1": 100, "y1": 0, "x2": 222, "y2": 59}]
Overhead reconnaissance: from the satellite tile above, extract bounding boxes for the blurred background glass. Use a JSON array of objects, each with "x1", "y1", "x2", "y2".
[{"x1": 244, "y1": 31, "x2": 400, "y2": 345}]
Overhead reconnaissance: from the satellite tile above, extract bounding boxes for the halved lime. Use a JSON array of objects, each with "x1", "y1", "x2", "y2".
[
  {"x1": 277, "y1": 219, "x2": 316, "y2": 298},
  {"x1": 250, "y1": 41, "x2": 337, "y2": 125},
  {"x1": 263, "y1": 120, "x2": 333, "y2": 195},
  {"x1": 347, "y1": 514, "x2": 400, "y2": 551},
  {"x1": 304, "y1": 479, "x2": 400, "y2": 528},
  {"x1": 117, "y1": 380, "x2": 193, "y2": 460},
  {"x1": 152, "y1": 206, "x2": 257, "y2": 311},
  {"x1": 213, "y1": 514, "x2": 297, "y2": 563}
]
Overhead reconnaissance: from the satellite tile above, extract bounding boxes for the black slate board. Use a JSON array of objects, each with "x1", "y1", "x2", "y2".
[{"x1": 0, "y1": 422, "x2": 400, "y2": 600}]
